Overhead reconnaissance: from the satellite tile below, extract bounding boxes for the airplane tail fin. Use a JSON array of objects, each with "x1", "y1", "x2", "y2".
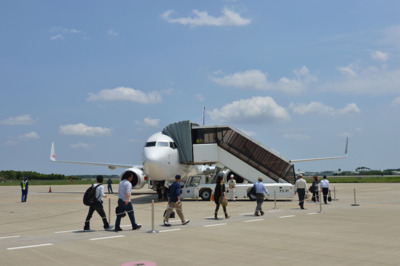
[{"x1": 50, "y1": 142, "x2": 56, "y2": 161}]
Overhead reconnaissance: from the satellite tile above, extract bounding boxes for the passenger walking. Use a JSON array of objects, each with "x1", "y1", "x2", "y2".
[
  {"x1": 213, "y1": 175, "x2": 230, "y2": 220},
  {"x1": 164, "y1": 175, "x2": 190, "y2": 226},
  {"x1": 20, "y1": 177, "x2": 29, "y2": 202},
  {"x1": 254, "y1": 177, "x2": 270, "y2": 216},
  {"x1": 295, "y1": 174, "x2": 307, "y2": 209},
  {"x1": 107, "y1": 178, "x2": 113, "y2": 194},
  {"x1": 114, "y1": 172, "x2": 142, "y2": 231},
  {"x1": 84, "y1": 175, "x2": 113, "y2": 231},
  {"x1": 227, "y1": 174, "x2": 236, "y2": 201},
  {"x1": 311, "y1": 176, "x2": 319, "y2": 202},
  {"x1": 320, "y1": 175, "x2": 330, "y2": 204}
]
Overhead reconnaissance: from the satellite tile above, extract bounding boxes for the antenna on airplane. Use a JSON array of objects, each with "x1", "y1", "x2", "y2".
[{"x1": 202, "y1": 105, "x2": 205, "y2": 125}]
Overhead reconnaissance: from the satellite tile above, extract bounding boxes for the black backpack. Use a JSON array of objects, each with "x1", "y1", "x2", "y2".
[{"x1": 83, "y1": 184, "x2": 101, "y2": 206}]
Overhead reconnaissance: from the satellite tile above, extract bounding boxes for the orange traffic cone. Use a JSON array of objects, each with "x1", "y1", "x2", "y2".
[{"x1": 49, "y1": 186, "x2": 52, "y2": 193}]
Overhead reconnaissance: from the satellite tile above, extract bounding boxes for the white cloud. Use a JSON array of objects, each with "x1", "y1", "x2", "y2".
[
  {"x1": 4, "y1": 140, "x2": 17, "y2": 146},
  {"x1": 283, "y1": 134, "x2": 310, "y2": 140},
  {"x1": 19, "y1": 131, "x2": 40, "y2": 140},
  {"x1": 143, "y1": 118, "x2": 160, "y2": 127},
  {"x1": 70, "y1": 142, "x2": 94, "y2": 149},
  {"x1": 196, "y1": 94, "x2": 205, "y2": 102},
  {"x1": 50, "y1": 27, "x2": 89, "y2": 40},
  {"x1": 289, "y1": 102, "x2": 360, "y2": 116},
  {"x1": 59, "y1": 123, "x2": 112, "y2": 136},
  {"x1": 337, "y1": 132, "x2": 353, "y2": 138},
  {"x1": 3, "y1": 131, "x2": 40, "y2": 145},
  {"x1": 392, "y1": 97, "x2": 400, "y2": 106},
  {"x1": 107, "y1": 28, "x2": 119, "y2": 37},
  {"x1": 382, "y1": 25, "x2": 400, "y2": 49},
  {"x1": 161, "y1": 8, "x2": 251, "y2": 26},
  {"x1": 208, "y1": 96, "x2": 290, "y2": 124},
  {"x1": 0, "y1": 114, "x2": 37, "y2": 125},
  {"x1": 210, "y1": 66, "x2": 317, "y2": 94},
  {"x1": 87, "y1": 87, "x2": 162, "y2": 104},
  {"x1": 50, "y1": 34, "x2": 64, "y2": 41},
  {"x1": 337, "y1": 64, "x2": 358, "y2": 78},
  {"x1": 211, "y1": 69, "x2": 269, "y2": 90},
  {"x1": 370, "y1": 50, "x2": 389, "y2": 62},
  {"x1": 326, "y1": 66, "x2": 400, "y2": 95}
]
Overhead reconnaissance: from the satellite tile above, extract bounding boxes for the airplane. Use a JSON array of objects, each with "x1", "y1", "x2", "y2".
[
  {"x1": 290, "y1": 137, "x2": 349, "y2": 163},
  {"x1": 50, "y1": 131, "x2": 212, "y2": 190},
  {"x1": 51, "y1": 120, "x2": 348, "y2": 192}
]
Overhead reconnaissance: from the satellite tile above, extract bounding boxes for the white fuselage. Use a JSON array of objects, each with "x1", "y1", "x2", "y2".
[{"x1": 142, "y1": 132, "x2": 202, "y2": 183}]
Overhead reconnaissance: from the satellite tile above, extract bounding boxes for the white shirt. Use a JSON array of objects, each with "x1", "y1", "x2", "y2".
[
  {"x1": 295, "y1": 178, "x2": 307, "y2": 190},
  {"x1": 320, "y1": 179, "x2": 330, "y2": 189},
  {"x1": 118, "y1": 179, "x2": 132, "y2": 202},
  {"x1": 93, "y1": 183, "x2": 105, "y2": 201}
]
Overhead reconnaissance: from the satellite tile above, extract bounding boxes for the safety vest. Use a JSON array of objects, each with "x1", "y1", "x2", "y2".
[{"x1": 22, "y1": 181, "x2": 28, "y2": 190}]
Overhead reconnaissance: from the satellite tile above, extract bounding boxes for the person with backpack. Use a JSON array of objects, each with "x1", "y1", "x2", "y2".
[
  {"x1": 83, "y1": 175, "x2": 113, "y2": 231},
  {"x1": 114, "y1": 172, "x2": 142, "y2": 231}
]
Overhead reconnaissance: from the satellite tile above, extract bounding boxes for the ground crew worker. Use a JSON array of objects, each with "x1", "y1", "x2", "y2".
[
  {"x1": 228, "y1": 174, "x2": 236, "y2": 201},
  {"x1": 20, "y1": 177, "x2": 29, "y2": 202}
]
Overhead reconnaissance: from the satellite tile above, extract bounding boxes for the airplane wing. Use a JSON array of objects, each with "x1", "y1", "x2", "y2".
[
  {"x1": 50, "y1": 142, "x2": 138, "y2": 170},
  {"x1": 289, "y1": 137, "x2": 348, "y2": 163}
]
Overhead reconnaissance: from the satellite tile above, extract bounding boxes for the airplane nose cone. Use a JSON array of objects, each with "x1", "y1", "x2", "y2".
[{"x1": 142, "y1": 148, "x2": 167, "y2": 180}]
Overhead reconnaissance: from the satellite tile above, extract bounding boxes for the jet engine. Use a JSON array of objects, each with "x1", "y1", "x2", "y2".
[{"x1": 120, "y1": 167, "x2": 146, "y2": 189}]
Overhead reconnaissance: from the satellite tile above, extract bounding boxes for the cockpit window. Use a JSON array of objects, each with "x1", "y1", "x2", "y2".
[
  {"x1": 156, "y1": 141, "x2": 169, "y2": 147},
  {"x1": 146, "y1": 141, "x2": 176, "y2": 149},
  {"x1": 145, "y1": 141, "x2": 156, "y2": 147}
]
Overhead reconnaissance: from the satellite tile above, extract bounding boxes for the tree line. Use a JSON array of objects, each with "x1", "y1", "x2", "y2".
[{"x1": 0, "y1": 170, "x2": 73, "y2": 181}]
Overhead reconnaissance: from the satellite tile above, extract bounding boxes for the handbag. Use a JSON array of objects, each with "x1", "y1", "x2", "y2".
[
  {"x1": 308, "y1": 186, "x2": 314, "y2": 193},
  {"x1": 220, "y1": 196, "x2": 228, "y2": 207},
  {"x1": 328, "y1": 191, "x2": 332, "y2": 202},
  {"x1": 219, "y1": 185, "x2": 228, "y2": 207}
]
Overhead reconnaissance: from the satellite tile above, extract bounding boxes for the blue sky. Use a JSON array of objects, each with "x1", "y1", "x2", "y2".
[{"x1": 1, "y1": 1, "x2": 400, "y2": 176}]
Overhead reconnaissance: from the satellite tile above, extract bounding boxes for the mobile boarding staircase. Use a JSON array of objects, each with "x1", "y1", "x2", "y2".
[{"x1": 162, "y1": 121, "x2": 296, "y2": 184}]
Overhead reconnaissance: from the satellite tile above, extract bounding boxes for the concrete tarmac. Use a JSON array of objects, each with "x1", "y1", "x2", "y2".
[{"x1": 0, "y1": 183, "x2": 399, "y2": 266}]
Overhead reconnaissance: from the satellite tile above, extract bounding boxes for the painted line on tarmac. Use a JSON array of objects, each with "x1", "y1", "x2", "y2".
[
  {"x1": 0, "y1": 235, "x2": 20, "y2": 240},
  {"x1": 90, "y1": 235, "x2": 125, "y2": 241},
  {"x1": 307, "y1": 212, "x2": 321, "y2": 215},
  {"x1": 7, "y1": 243, "x2": 53, "y2": 250},
  {"x1": 244, "y1": 219, "x2": 264, "y2": 223},
  {"x1": 159, "y1": 229, "x2": 182, "y2": 233},
  {"x1": 55, "y1": 230, "x2": 80, "y2": 234},
  {"x1": 268, "y1": 209, "x2": 282, "y2": 213},
  {"x1": 240, "y1": 212, "x2": 255, "y2": 216},
  {"x1": 279, "y1": 215, "x2": 295, "y2": 218},
  {"x1": 204, "y1": 223, "x2": 226, "y2": 227}
]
